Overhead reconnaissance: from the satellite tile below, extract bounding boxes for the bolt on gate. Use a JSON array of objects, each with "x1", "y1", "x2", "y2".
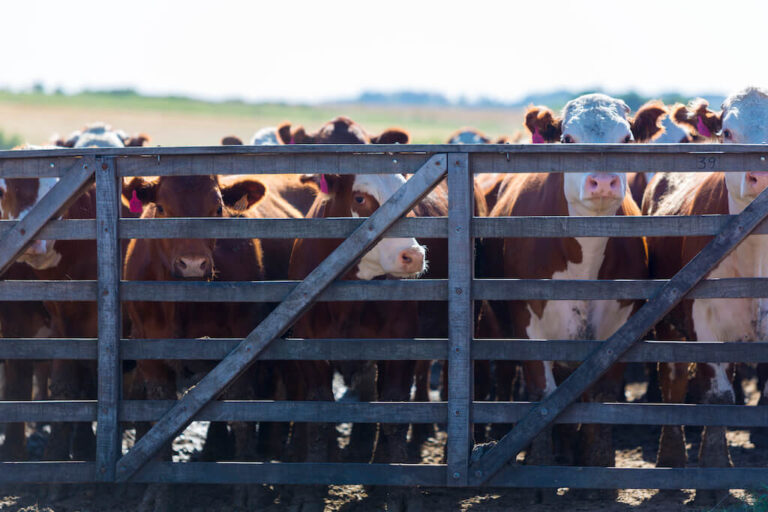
[{"x1": 2, "y1": 144, "x2": 768, "y2": 490}]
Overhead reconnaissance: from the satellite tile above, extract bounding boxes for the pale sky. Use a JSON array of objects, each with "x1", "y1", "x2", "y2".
[{"x1": 3, "y1": 0, "x2": 766, "y2": 103}]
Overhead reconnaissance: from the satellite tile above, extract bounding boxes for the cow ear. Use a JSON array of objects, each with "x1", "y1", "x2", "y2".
[
  {"x1": 300, "y1": 173, "x2": 340, "y2": 194},
  {"x1": 277, "y1": 122, "x2": 313, "y2": 144},
  {"x1": 525, "y1": 106, "x2": 562, "y2": 142},
  {"x1": 122, "y1": 177, "x2": 158, "y2": 204},
  {"x1": 221, "y1": 135, "x2": 244, "y2": 145},
  {"x1": 370, "y1": 128, "x2": 410, "y2": 144},
  {"x1": 630, "y1": 101, "x2": 667, "y2": 142},
  {"x1": 672, "y1": 98, "x2": 722, "y2": 139},
  {"x1": 123, "y1": 133, "x2": 150, "y2": 147},
  {"x1": 220, "y1": 179, "x2": 266, "y2": 210}
]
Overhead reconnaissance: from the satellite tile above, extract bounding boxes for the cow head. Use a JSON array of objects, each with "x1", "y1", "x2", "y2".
[
  {"x1": 282, "y1": 116, "x2": 422, "y2": 280},
  {"x1": 276, "y1": 116, "x2": 409, "y2": 145},
  {"x1": 300, "y1": 173, "x2": 425, "y2": 279},
  {"x1": 526, "y1": 94, "x2": 666, "y2": 215},
  {"x1": 123, "y1": 175, "x2": 265, "y2": 278},
  {"x1": 54, "y1": 122, "x2": 150, "y2": 149},
  {"x1": 447, "y1": 128, "x2": 492, "y2": 144},
  {"x1": 676, "y1": 88, "x2": 768, "y2": 212}
]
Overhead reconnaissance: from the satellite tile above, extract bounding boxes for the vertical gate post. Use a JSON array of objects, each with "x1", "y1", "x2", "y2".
[
  {"x1": 446, "y1": 153, "x2": 474, "y2": 485},
  {"x1": 95, "y1": 156, "x2": 121, "y2": 481}
]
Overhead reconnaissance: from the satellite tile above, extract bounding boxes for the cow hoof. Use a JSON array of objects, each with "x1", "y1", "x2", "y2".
[
  {"x1": 693, "y1": 489, "x2": 729, "y2": 507},
  {"x1": 286, "y1": 486, "x2": 326, "y2": 512},
  {"x1": 139, "y1": 483, "x2": 172, "y2": 512}
]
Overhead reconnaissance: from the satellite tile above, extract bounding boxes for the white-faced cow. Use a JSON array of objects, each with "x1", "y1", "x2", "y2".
[
  {"x1": 643, "y1": 87, "x2": 768, "y2": 503},
  {"x1": 480, "y1": 94, "x2": 653, "y2": 484}
]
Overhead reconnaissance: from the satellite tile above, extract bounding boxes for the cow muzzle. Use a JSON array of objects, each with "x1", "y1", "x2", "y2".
[
  {"x1": 584, "y1": 173, "x2": 623, "y2": 200},
  {"x1": 744, "y1": 172, "x2": 768, "y2": 197},
  {"x1": 173, "y1": 255, "x2": 213, "y2": 278}
]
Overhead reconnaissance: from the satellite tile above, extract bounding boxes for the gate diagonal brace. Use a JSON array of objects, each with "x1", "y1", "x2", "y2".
[
  {"x1": 114, "y1": 154, "x2": 448, "y2": 482},
  {"x1": 468, "y1": 184, "x2": 768, "y2": 486}
]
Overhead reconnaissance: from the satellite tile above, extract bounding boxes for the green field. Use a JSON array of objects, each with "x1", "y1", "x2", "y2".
[{"x1": 0, "y1": 90, "x2": 526, "y2": 147}]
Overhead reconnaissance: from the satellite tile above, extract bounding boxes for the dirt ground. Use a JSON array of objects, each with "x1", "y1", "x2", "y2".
[{"x1": 1, "y1": 373, "x2": 766, "y2": 512}]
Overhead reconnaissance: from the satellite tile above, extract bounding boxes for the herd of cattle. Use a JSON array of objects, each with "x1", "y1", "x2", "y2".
[{"x1": 0, "y1": 86, "x2": 767, "y2": 507}]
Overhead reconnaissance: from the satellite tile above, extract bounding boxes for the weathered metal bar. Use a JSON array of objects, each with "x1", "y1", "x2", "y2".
[
  {"x1": 1, "y1": 143, "x2": 765, "y2": 159},
  {"x1": 94, "y1": 157, "x2": 121, "y2": 481},
  {"x1": 10, "y1": 214, "x2": 768, "y2": 241},
  {"x1": 114, "y1": 154, "x2": 449, "y2": 482},
  {"x1": 0, "y1": 158, "x2": 94, "y2": 276},
  {"x1": 446, "y1": 153, "x2": 474, "y2": 486},
  {"x1": 4, "y1": 338, "x2": 768, "y2": 363},
  {"x1": 6, "y1": 399, "x2": 768, "y2": 427},
  {"x1": 490, "y1": 466, "x2": 768, "y2": 489},
  {"x1": 473, "y1": 215, "x2": 768, "y2": 238},
  {"x1": 0, "y1": 462, "x2": 96, "y2": 483},
  {"x1": 7, "y1": 277, "x2": 768, "y2": 302},
  {"x1": 469, "y1": 184, "x2": 768, "y2": 486}
]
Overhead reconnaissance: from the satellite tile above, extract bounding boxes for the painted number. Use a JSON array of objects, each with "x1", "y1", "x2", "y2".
[{"x1": 697, "y1": 157, "x2": 718, "y2": 169}]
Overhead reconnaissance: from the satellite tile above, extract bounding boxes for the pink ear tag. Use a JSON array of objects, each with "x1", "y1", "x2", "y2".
[
  {"x1": 696, "y1": 115, "x2": 712, "y2": 138},
  {"x1": 319, "y1": 174, "x2": 329, "y2": 194},
  {"x1": 129, "y1": 190, "x2": 142, "y2": 213},
  {"x1": 532, "y1": 127, "x2": 546, "y2": 144}
]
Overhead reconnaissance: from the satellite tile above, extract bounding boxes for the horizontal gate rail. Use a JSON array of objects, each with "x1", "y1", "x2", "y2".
[
  {"x1": 6, "y1": 399, "x2": 768, "y2": 427},
  {"x1": 8, "y1": 277, "x2": 768, "y2": 302},
  {"x1": 8, "y1": 215, "x2": 768, "y2": 241},
  {"x1": 4, "y1": 338, "x2": 768, "y2": 363}
]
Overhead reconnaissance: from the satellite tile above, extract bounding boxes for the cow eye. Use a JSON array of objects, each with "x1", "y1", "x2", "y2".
[
  {"x1": 562, "y1": 135, "x2": 574, "y2": 143},
  {"x1": 216, "y1": 205, "x2": 223, "y2": 215},
  {"x1": 723, "y1": 129, "x2": 733, "y2": 140},
  {"x1": 623, "y1": 135, "x2": 633, "y2": 143},
  {"x1": 155, "y1": 204, "x2": 164, "y2": 214},
  {"x1": 354, "y1": 195, "x2": 365, "y2": 204}
]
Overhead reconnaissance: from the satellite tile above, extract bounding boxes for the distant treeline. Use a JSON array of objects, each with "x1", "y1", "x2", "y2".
[
  {"x1": 11, "y1": 83, "x2": 726, "y2": 112},
  {"x1": 353, "y1": 89, "x2": 726, "y2": 112}
]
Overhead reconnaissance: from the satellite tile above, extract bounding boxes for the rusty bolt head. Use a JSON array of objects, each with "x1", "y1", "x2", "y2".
[
  {"x1": 102, "y1": 163, "x2": 108, "y2": 170},
  {"x1": 455, "y1": 288, "x2": 463, "y2": 295}
]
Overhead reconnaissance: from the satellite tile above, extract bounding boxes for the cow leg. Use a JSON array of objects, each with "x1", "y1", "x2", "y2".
[
  {"x1": 137, "y1": 361, "x2": 176, "y2": 512},
  {"x1": 473, "y1": 360, "x2": 492, "y2": 444},
  {"x1": 656, "y1": 362, "x2": 689, "y2": 468},
  {"x1": 0, "y1": 360, "x2": 33, "y2": 461},
  {"x1": 342, "y1": 360, "x2": 377, "y2": 463},
  {"x1": 694, "y1": 363, "x2": 734, "y2": 506},
  {"x1": 490, "y1": 360, "x2": 517, "y2": 441},
  {"x1": 72, "y1": 361, "x2": 97, "y2": 461},
  {"x1": 409, "y1": 360, "x2": 432, "y2": 461},
  {"x1": 286, "y1": 361, "x2": 333, "y2": 512},
  {"x1": 45, "y1": 360, "x2": 81, "y2": 461},
  {"x1": 518, "y1": 361, "x2": 558, "y2": 504}
]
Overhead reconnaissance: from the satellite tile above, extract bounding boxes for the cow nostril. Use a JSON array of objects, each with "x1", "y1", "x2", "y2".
[
  {"x1": 200, "y1": 260, "x2": 208, "y2": 270},
  {"x1": 611, "y1": 177, "x2": 620, "y2": 188},
  {"x1": 401, "y1": 253, "x2": 412, "y2": 264},
  {"x1": 176, "y1": 258, "x2": 187, "y2": 270}
]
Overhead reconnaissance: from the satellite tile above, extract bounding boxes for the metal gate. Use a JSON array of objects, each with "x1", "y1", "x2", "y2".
[{"x1": 2, "y1": 143, "x2": 768, "y2": 489}]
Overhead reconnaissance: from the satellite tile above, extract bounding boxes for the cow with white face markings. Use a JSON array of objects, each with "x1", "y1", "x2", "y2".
[
  {"x1": 280, "y1": 116, "x2": 425, "y2": 511},
  {"x1": 0, "y1": 126, "x2": 149, "y2": 468},
  {"x1": 643, "y1": 87, "x2": 768, "y2": 502},
  {"x1": 478, "y1": 94, "x2": 652, "y2": 493}
]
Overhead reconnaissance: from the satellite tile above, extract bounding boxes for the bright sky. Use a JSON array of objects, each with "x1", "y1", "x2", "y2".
[{"x1": 3, "y1": 0, "x2": 766, "y2": 103}]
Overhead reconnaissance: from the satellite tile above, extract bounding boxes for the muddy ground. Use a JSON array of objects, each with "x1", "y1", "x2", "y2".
[{"x1": 1, "y1": 375, "x2": 766, "y2": 511}]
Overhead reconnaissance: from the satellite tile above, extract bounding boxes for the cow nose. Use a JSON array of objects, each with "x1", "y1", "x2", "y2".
[
  {"x1": 585, "y1": 173, "x2": 622, "y2": 199},
  {"x1": 745, "y1": 172, "x2": 768, "y2": 195},
  {"x1": 26, "y1": 240, "x2": 48, "y2": 256},
  {"x1": 399, "y1": 248, "x2": 425, "y2": 274},
  {"x1": 173, "y1": 256, "x2": 211, "y2": 278}
]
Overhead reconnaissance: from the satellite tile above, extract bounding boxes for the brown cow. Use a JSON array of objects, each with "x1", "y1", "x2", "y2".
[
  {"x1": 280, "y1": 117, "x2": 429, "y2": 511},
  {"x1": 643, "y1": 87, "x2": 768, "y2": 505},
  {"x1": 123, "y1": 174, "x2": 270, "y2": 510},
  {"x1": 479, "y1": 94, "x2": 653, "y2": 500}
]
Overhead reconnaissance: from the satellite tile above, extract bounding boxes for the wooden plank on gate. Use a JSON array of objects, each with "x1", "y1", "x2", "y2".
[
  {"x1": 114, "y1": 154, "x2": 448, "y2": 481},
  {"x1": 94, "y1": 157, "x2": 121, "y2": 481},
  {"x1": 446, "y1": 153, "x2": 474, "y2": 485},
  {"x1": 469, "y1": 184, "x2": 768, "y2": 486},
  {"x1": 0, "y1": 158, "x2": 94, "y2": 276}
]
